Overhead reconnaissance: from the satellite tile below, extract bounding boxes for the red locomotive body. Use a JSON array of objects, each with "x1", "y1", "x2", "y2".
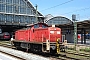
[{"x1": 12, "y1": 23, "x2": 65, "y2": 53}]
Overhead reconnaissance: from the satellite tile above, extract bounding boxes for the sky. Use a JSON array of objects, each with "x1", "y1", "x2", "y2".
[{"x1": 30, "y1": 0, "x2": 90, "y2": 21}]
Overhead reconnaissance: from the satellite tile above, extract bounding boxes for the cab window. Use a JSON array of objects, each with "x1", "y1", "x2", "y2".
[
  {"x1": 42, "y1": 25, "x2": 47, "y2": 28},
  {"x1": 34, "y1": 24, "x2": 39, "y2": 28}
]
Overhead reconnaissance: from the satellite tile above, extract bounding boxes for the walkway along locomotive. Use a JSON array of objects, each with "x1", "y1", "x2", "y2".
[{"x1": 11, "y1": 23, "x2": 65, "y2": 54}]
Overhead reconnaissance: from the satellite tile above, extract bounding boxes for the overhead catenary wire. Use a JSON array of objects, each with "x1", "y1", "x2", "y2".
[
  {"x1": 61, "y1": 7, "x2": 90, "y2": 20},
  {"x1": 40, "y1": 0, "x2": 74, "y2": 11},
  {"x1": 61, "y1": 7, "x2": 90, "y2": 15},
  {"x1": 78, "y1": 14, "x2": 90, "y2": 20},
  {"x1": 39, "y1": 0, "x2": 90, "y2": 20}
]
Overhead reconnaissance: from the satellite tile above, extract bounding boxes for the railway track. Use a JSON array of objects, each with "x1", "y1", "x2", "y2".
[
  {"x1": 58, "y1": 52, "x2": 90, "y2": 60},
  {"x1": 0, "y1": 51, "x2": 25, "y2": 60},
  {"x1": 0, "y1": 41, "x2": 26, "y2": 60},
  {"x1": 0, "y1": 41, "x2": 90, "y2": 60},
  {"x1": 0, "y1": 41, "x2": 49, "y2": 60},
  {"x1": 0, "y1": 41, "x2": 14, "y2": 48},
  {"x1": 66, "y1": 50, "x2": 90, "y2": 57}
]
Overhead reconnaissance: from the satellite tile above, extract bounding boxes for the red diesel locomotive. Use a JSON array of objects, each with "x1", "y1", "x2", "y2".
[{"x1": 12, "y1": 23, "x2": 65, "y2": 53}]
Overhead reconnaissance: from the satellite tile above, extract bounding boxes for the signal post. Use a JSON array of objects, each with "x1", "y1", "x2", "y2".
[{"x1": 72, "y1": 14, "x2": 77, "y2": 51}]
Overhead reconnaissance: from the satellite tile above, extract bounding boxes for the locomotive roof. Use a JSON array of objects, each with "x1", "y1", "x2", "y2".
[{"x1": 27, "y1": 23, "x2": 48, "y2": 27}]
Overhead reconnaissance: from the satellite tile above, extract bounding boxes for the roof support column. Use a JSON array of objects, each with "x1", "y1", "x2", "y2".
[
  {"x1": 81, "y1": 29, "x2": 86, "y2": 44},
  {"x1": 84, "y1": 29, "x2": 86, "y2": 44},
  {"x1": 81, "y1": 28, "x2": 83, "y2": 44}
]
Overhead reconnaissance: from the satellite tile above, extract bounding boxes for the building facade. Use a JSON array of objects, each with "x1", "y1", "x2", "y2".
[{"x1": 0, "y1": 0, "x2": 43, "y2": 25}]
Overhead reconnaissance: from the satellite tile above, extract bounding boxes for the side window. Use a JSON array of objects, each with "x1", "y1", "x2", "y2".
[
  {"x1": 34, "y1": 24, "x2": 39, "y2": 28},
  {"x1": 42, "y1": 25, "x2": 47, "y2": 28}
]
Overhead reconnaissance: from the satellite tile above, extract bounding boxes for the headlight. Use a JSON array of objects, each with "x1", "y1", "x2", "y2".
[
  {"x1": 57, "y1": 31, "x2": 60, "y2": 34},
  {"x1": 50, "y1": 31, "x2": 54, "y2": 34}
]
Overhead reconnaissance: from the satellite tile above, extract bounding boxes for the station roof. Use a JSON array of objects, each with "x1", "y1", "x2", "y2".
[
  {"x1": 45, "y1": 16, "x2": 73, "y2": 25},
  {"x1": 77, "y1": 20, "x2": 90, "y2": 29},
  {"x1": 56, "y1": 20, "x2": 90, "y2": 34}
]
